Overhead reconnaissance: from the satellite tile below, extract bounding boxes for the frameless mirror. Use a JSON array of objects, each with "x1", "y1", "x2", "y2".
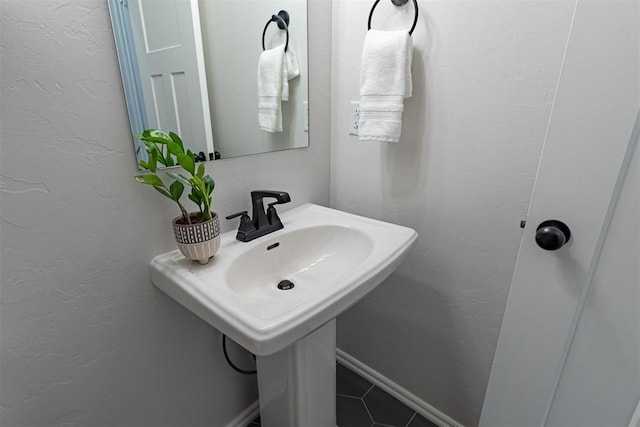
[{"x1": 108, "y1": 0, "x2": 309, "y2": 166}]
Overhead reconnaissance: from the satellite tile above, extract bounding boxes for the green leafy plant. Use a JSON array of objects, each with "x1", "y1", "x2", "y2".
[{"x1": 134, "y1": 129, "x2": 214, "y2": 225}]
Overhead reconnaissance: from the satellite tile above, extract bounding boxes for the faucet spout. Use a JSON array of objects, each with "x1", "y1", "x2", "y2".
[
  {"x1": 226, "y1": 191, "x2": 292, "y2": 242},
  {"x1": 252, "y1": 190, "x2": 291, "y2": 204},
  {"x1": 251, "y1": 190, "x2": 291, "y2": 229}
]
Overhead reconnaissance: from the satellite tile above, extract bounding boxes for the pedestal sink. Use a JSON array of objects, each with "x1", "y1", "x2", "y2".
[{"x1": 150, "y1": 204, "x2": 417, "y2": 426}]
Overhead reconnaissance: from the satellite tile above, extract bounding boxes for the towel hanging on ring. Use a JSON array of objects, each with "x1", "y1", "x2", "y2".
[{"x1": 358, "y1": 29, "x2": 413, "y2": 142}]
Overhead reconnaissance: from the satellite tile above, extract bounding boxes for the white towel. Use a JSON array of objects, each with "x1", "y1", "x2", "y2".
[
  {"x1": 358, "y1": 30, "x2": 413, "y2": 143},
  {"x1": 281, "y1": 48, "x2": 300, "y2": 101},
  {"x1": 257, "y1": 44, "x2": 285, "y2": 132}
]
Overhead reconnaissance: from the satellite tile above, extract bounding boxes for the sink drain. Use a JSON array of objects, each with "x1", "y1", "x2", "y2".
[{"x1": 277, "y1": 280, "x2": 295, "y2": 290}]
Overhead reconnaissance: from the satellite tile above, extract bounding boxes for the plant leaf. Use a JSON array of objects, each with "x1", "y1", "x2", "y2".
[
  {"x1": 189, "y1": 181, "x2": 204, "y2": 201},
  {"x1": 203, "y1": 176, "x2": 215, "y2": 194},
  {"x1": 166, "y1": 172, "x2": 191, "y2": 187},
  {"x1": 137, "y1": 135, "x2": 171, "y2": 146},
  {"x1": 165, "y1": 142, "x2": 183, "y2": 156},
  {"x1": 153, "y1": 185, "x2": 173, "y2": 200},
  {"x1": 134, "y1": 174, "x2": 164, "y2": 187},
  {"x1": 197, "y1": 162, "x2": 205, "y2": 178},
  {"x1": 165, "y1": 156, "x2": 175, "y2": 167},
  {"x1": 190, "y1": 175, "x2": 203, "y2": 189},
  {"x1": 169, "y1": 181, "x2": 184, "y2": 201},
  {"x1": 139, "y1": 129, "x2": 172, "y2": 143},
  {"x1": 192, "y1": 185, "x2": 203, "y2": 197},
  {"x1": 149, "y1": 149, "x2": 158, "y2": 172},
  {"x1": 142, "y1": 140, "x2": 157, "y2": 153},
  {"x1": 140, "y1": 141, "x2": 166, "y2": 166},
  {"x1": 169, "y1": 132, "x2": 184, "y2": 150},
  {"x1": 177, "y1": 153, "x2": 195, "y2": 175}
]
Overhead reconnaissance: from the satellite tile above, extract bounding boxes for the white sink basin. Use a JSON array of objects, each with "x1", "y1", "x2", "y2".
[
  {"x1": 226, "y1": 225, "x2": 373, "y2": 298},
  {"x1": 150, "y1": 203, "x2": 417, "y2": 356}
]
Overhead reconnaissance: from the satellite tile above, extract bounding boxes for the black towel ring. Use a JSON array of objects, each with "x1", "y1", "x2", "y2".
[
  {"x1": 368, "y1": 0, "x2": 419, "y2": 35},
  {"x1": 262, "y1": 10, "x2": 289, "y2": 52}
]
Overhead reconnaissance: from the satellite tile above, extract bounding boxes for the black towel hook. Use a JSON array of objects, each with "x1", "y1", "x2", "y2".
[
  {"x1": 262, "y1": 10, "x2": 289, "y2": 52},
  {"x1": 368, "y1": 0, "x2": 419, "y2": 35}
]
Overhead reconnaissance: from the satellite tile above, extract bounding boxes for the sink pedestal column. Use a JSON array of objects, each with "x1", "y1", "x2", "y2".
[{"x1": 256, "y1": 319, "x2": 337, "y2": 427}]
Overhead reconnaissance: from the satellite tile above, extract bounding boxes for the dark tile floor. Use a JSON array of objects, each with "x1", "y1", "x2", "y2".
[{"x1": 249, "y1": 363, "x2": 437, "y2": 427}]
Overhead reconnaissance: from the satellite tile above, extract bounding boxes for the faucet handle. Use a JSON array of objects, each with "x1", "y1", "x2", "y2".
[
  {"x1": 226, "y1": 211, "x2": 256, "y2": 241},
  {"x1": 225, "y1": 211, "x2": 248, "y2": 220},
  {"x1": 266, "y1": 202, "x2": 283, "y2": 226}
]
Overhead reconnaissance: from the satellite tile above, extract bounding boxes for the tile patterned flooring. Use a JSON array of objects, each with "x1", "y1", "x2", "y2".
[{"x1": 249, "y1": 363, "x2": 437, "y2": 427}]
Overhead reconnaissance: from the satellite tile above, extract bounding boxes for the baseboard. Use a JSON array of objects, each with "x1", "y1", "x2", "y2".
[
  {"x1": 225, "y1": 400, "x2": 260, "y2": 427},
  {"x1": 337, "y1": 349, "x2": 464, "y2": 427},
  {"x1": 227, "y1": 351, "x2": 463, "y2": 427}
]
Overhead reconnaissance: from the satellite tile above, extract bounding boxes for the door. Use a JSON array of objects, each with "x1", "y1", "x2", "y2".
[
  {"x1": 127, "y1": 0, "x2": 214, "y2": 157},
  {"x1": 480, "y1": 1, "x2": 639, "y2": 425}
]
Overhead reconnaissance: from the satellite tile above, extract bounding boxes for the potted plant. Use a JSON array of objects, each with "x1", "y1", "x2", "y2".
[{"x1": 134, "y1": 129, "x2": 220, "y2": 264}]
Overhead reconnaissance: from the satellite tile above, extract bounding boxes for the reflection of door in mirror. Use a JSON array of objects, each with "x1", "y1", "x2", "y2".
[{"x1": 115, "y1": 0, "x2": 214, "y2": 164}]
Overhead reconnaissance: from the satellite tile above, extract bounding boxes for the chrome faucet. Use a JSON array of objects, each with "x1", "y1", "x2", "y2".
[{"x1": 226, "y1": 191, "x2": 291, "y2": 242}]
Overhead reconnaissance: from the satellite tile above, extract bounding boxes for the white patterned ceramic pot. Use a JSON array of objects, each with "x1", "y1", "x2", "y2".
[{"x1": 172, "y1": 212, "x2": 221, "y2": 265}]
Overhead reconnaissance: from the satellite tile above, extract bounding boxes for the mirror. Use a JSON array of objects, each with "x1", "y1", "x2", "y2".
[{"x1": 108, "y1": 0, "x2": 309, "y2": 165}]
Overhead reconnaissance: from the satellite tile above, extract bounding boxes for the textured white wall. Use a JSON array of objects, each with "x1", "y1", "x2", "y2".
[
  {"x1": 330, "y1": 1, "x2": 575, "y2": 425},
  {"x1": 0, "y1": 0, "x2": 331, "y2": 425}
]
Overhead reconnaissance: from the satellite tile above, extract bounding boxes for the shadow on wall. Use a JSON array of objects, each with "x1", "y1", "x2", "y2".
[
  {"x1": 379, "y1": 32, "x2": 436, "y2": 231},
  {"x1": 337, "y1": 268, "x2": 479, "y2": 425},
  {"x1": 381, "y1": 4, "x2": 434, "y2": 200},
  {"x1": 384, "y1": 49, "x2": 429, "y2": 198}
]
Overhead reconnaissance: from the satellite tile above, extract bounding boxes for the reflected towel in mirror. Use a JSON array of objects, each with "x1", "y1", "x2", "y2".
[
  {"x1": 258, "y1": 44, "x2": 285, "y2": 132},
  {"x1": 282, "y1": 48, "x2": 300, "y2": 101}
]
